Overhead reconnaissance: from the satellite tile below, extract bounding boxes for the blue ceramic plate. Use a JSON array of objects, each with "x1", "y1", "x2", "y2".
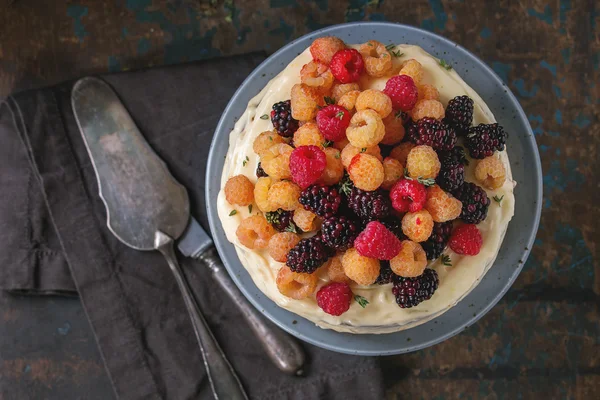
[{"x1": 206, "y1": 22, "x2": 541, "y2": 355}]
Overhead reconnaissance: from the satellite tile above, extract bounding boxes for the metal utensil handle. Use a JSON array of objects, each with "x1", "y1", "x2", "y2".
[
  {"x1": 155, "y1": 232, "x2": 248, "y2": 400},
  {"x1": 199, "y1": 247, "x2": 305, "y2": 375}
]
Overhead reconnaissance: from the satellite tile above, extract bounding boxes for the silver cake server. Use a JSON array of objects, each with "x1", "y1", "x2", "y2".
[{"x1": 71, "y1": 77, "x2": 249, "y2": 399}]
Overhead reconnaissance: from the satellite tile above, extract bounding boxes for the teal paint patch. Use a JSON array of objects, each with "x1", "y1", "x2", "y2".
[
  {"x1": 108, "y1": 56, "x2": 121, "y2": 72},
  {"x1": 543, "y1": 159, "x2": 584, "y2": 194},
  {"x1": 593, "y1": 52, "x2": 599, "y2": 71},
  {"x1": 23, "y1": 365, "x2": 31, "y2": 373},
  {"x1": 264, "y1": 20, "x2": 270, "y2": 28},
  {"x1": 539, "y1": 144, "x2": 550, "y2": 153},
  {"x1": 369, "y1": 13, "x2": 386, "y2": 21},
  {"x1": 420, "y1": 0, "x2": 448, "y2": 32},
  {"x1": 122, "y1": 27, "x2": 129, "y2": 38},
  {"x1": 314, "y1": 0, "x2": 328, "y2": 11},
  {"x1": 269, "y1": 18, "x2": 294, "y2": 40},
  {"x1": 345, "y1": 0, "x2": 369, "y2": 22},
  {"x1": 527, "y1": 5, "x2": 553, "y2": 25},
  {"x1": 67, "y1": 5, "x2": 89, "y2": 42},
  {"x1": 479, "y1": 27, "x2": 491, "y2": 39},
  {"x1": 573, "y1": 113, "x2": 591, "y2": 128},
  {"x1": 559, "y1": 0, "x2": 571, "y2": 28},
  {"x1": 554, "y1": 223, "x2": 594, "y2": 289},
  {"x1": 126, "y1": 0, "x2": 152, "y2": 11},
  {"x1": 137, "y1": 38, "x2": 151, "y2": 55},
  {"x1": 540, "y1": 60, "x2": 557, "y2": 77},
  {"x1": 491, "y1": 62, "x2": 511, "y2": 84},
  {"x1": 512, "y1": 79, "x2": 539, "y2": 98},
  {"x1": 554, "y1": 109, "x2": 563, "y2": 125},
  {"x1": 547, "y1": 131, "x2": 560, "y2": 137},
  {"x1": 488, "y1": 342, "x2": 512, "y2": 368},
  {"x1": 552, "y1": 84, "x2": 562, "y2": 98},
  {"x1": 560, "y1": 48, "x2": 571, "y2": 64},
  {"x1": 57, "y1": 322, "x2": 71, "y2": 335},
  {"x1": 305, "y1": 14, "x2": 329, "y2": 31},
  {"x1": 270, "y1": 0, "x2": 297, "y2": 7}
]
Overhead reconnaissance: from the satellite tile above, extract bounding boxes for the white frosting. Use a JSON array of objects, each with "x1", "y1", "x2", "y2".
[{"x1": 217, "y1": 45, "x2": 515, "y2": 334}]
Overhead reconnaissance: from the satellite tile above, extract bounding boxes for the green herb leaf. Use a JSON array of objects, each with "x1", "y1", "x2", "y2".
[
  {"x1": 242, "y1": 156, "x2": 249, "y2": 167},
  {"x1": 285, "y1": 223, "x2": 298, "y2": 233},
  {"x1": 493, "y1": 195, "x2": 504, "y2": 206},
  {"x1": 395, "y1": 110, "x2": 405, "y2": 119},
  {"x1": 324, "y1": 96, "x2": 336, "y2": 105},
  {"x1": 335, "y1": 111, "x2": 345, "y2": 120},
  {"x1": 229, "y1": 210, "x2": 238, "y2": 216},
  {"x1": 360, "y1": 147, "x2": 367, "y2": 153},
  {"x1": 248, "y1": 204, "x2": 253, "y2": 214},
  {"x1": 323, "y1": 140, "x2": 334, "y2": 148},
  {"x1": 268, "y1": 136, "x2": 273, "y2": 141},
  {"x1": 354, "y1": 295, "x2": 369, "y2": 308},
  {"x1": 334, "y1": 153, "x2": 341, "y2": 159},
  {"x1": 260, "y1": 114, "x2": 269, "y2": 120},
  {"x1": 391, "y1": 50, "x2": 404, "y2": 58},
  {"x1": 439, "y1": 59, "x2": 452, "y2": 70},
  {"x1": 417, "y1": 177, "x2": 435, "y2": 187},
  {"x1": 441, "y1": 254, "x2": 452, "y2": 266},
  {"x1": 339, "y1": 174, "x2": 353, "y2": 196},
  {"x1": 385, "y1": 43, "x2": 396, "y2": 51}
]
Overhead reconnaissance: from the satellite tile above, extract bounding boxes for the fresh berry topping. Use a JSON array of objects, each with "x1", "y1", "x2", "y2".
[
  {"x1": 383, "y1": 75, "x2": 418, "y2": 112},
  {"x1": 390, "y1": 240, "x2": 427, "y2": 277},
  {"x1": 424, "y1": 185, "x2": 462, "y2": 222},
  {"x1": 406, "y1": 145, "x2": 441, "y2": 180},
  {"x1": 389, "y1": 178, "x2": 427, "y2": 213},
  {"x1": 266, "y1": 209, "x2": 299, "y2": 232},
  {"x1": 321, "y1": 216, "x2": 361, "y2": 250},
  {"x1": 289, "y1": 145, "x2": 327, "y2": 189},
  {"x1": 399, "y1": 59, "x2": 424, "y2": 84},
  {"x1": 465, "y1": 123, "x2": 507, "y2": 159},
  {"x1": 316, "y1": 105, "x2": 352, "y2": 141},
  {"x1": 299, "y1": 184, "x2": 342, "y2": 218},
  {"x1": 268, "y1": 232, "x2": 301, "y2": 262},
  {"x1": 310, "y1": 36, "x2": 346, "y2": 65},
  {"x1": 329, "y1": 49, "x2": 365, "y2": 83},
  {"x1": 348, "y1": 153, "x2": 385, "y2": 191},
  {"x1": 406, "y1": 117, "x2": 457, "y2": 152},
  {"x1": 316, "y1": 282, "x2": 353, "y2": 316},
  {"x1": 270, "y1": 100, "x2": 299, "y2": 137},
  {"x1": 437, "y1": 158, "x2": 465, "y2": 192},
  {"x1": 347, "y1": 187, "x2": 391, "y2": 221},
  {"x1": 276, "y1": 266, "x2": 318, "y2": 300},
  {"x1": 440, "y1": 146, "x2": 469, "y2": 166},
  {"x1": 401, "y1": 209, "x2": 434, "y2": 243},
  {"x1": 445, "y1": 95, "x2": 474, "y2": 134},
  {"x1": 379, "y1": 218, "x2": 407, "y2": 241},
  {"x1": 341, "y1": 248, "x2": 380, "y2": 285},
  {"x1": 354, "y1": 221, "x2": 402, "y2": 260},
  {"x1": 375, "y1": 261, "x2": 394, "y2": 285},
  {"x1": 448, "y1": 224, "x2": 483, "y2": 255},
  {"x1": 474, "y1": 156, "x2": 506, "y2": 190},
  {"x1": 392, "y1": 268, "x2": 439, "y2": 308},
  {"x1": 286, "y1": 236, "x2": 330, "y2": 274},
  {"x1": 224, "y1": 175, "x2": 255, "y2": 206},
  {"x1": 236, "y1": 215, "x2": 276, "y2": 249},
  {"x1": 355, "y1": 89, "x2": 393, "y2": 118},
  {"x1": 421, "y1": 221, "x2": 453, "y2": 260},
  {"x1": 452, "y1": 182, "x2": 490, "y2": 224},
  {"x1": 411, "y1": 99, "x2": 445, "y2": 121},
  {"x1": 256, "y1": 162, "x2": 268, "y2": 178}
]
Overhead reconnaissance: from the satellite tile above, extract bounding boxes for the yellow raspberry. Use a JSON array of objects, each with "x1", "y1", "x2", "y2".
[
  {"x1": 318, "y1": 147, "x2": 344, "y2": 185},
  {"x1": 406, "y1": 145, "x2": 440, "y2": 179},
  {"x1": 359, "y1": 40, "x2": 393, "y2": 77},
  {"x1": 475, "y1": 156, "x2": 507, "y2": 189},
  {"x1": 293, "y1": 122, "x2": 325, "y2": 148},
  {"x1": 389, "y1": 142, "x2": 416, "y2": 165},
  {"x1": 254, "y1": 177, "x2": 277, "y2": 212},
  {"x1": 411, "y1": 99, "x2": 445, "y2": 121},
  {"x1": 399, "y1": 59, "x2": 424, "y2": 84},
  {"x1": 381, "y1": 157, "x2": 404, "y2": 190},
  {"x1": 268, "y1": 232, "x2": 301, "y2": 263},
  {"x1": 310, "y1": 36, "x2": 347, "y2": 65},
  {"x1": 355, "y1": 89, "x2": 393, "y2": 118},
  {"x1": 332, "y1": 82, "x2": 360, "y2": 101},
  {"x1": 267, "y1": 181, "x2": 301, "y2": 211},
  {"x1": 380, "y1": 112, "x2": 406, "y2": 145},
  {"x1": 261, "y1": 143, "x2": 293, "y2": 179},
  {"x1": 291, "y1": 83, "x2": 323, "y2": 121},
  {"x1": 337, "y1": 90, "x2": 361, "y2": 112},
  {"x1": 224, "y1": 175, "x2": 254, "y2": 206},
  {"x1": 253, "y1": 130, "x2": 285, "y2": 156},
  {"x1": 340, "y1": 143, "x2": 382, "y2": 168},
  {"x1": 293, "y1": 208, "x2": 320, "y2": 232},
  {"x1": 346, "y1": 109, "x2": 385, "y2": 148},
  {"x1": 348, "y1": 153, "x2": 384, "y2": 191},
  {"x1": 325, "y1": 255, "x2": 353, "y2": 284},
  {"x1": 276, "y1": 266, "x2": 318, "y2": 300},
  {"x1": 300, "y1": 61, "x2": 334, "y2": 92},
  {"x1": 390, "y1": 240, "x2": 427, "y2": 277},
  {"x1": 418, "y1": 84, "x2": 440, "y2": 101},
  {"x1": 236, "y1": 215, "x2": 276, "y2": 249},
  {"x1": 424, "y1": 185, "x2": 462, "y2": 222},
  {"x1": 401, "y1": 210, "x2": 434, "y2": 242},
  {"x1": 341, "y1": 248, "x2": 380, "y2": 285}
]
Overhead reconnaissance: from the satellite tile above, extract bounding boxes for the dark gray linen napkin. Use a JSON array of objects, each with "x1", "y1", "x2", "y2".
[{"x1": 0, "y1": 53, "x2": 385, "y2": 399}]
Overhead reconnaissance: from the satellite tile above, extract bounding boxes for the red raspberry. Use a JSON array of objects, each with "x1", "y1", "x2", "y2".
[
  {"x1": 330, "y1": 49, "x2": 365, "y2": 83},
  {"x1": 383, "y1": 75, "x2": 418, "y2": 112},
  {"x1": 289, "y1": 145, "x2": 327, "y2": 189},
  {"x1": 354, "y1": 221, "x2": 402, "y2": 260},
  {"x1": 448, "y1": 224, "x2": 482, "y2": 255},
  {"x1": 389, "y1": 178, "x2": 427, "y2": 213},
  {"x1": 316, "y1": 105, "x2": 352, "y2": 141},
  {"x1": 316, "y1": 282, "x2": 353, "y2": 316}
]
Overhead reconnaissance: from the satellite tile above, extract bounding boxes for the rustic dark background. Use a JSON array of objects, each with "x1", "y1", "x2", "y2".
[{"x1": 0, "y1": 0, "x2": 598, "y2": 399}]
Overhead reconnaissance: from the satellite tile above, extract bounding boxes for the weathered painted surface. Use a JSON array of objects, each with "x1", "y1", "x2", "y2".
[{"x1": 0, "y1": 0, "x2": 598, "y2": 399}]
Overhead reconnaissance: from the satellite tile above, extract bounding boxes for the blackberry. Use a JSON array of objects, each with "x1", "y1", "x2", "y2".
[
  {"x1": 406, "y1": 117, "x2": 457, "y2": 151},
  {"x1": 286, "y1": 236, "x2": 330, "y2": 274},
  {"x1": 347, "y1": 187, "x2": 391, "y2": 221},
  {"x1": 256, "y1": 162, "x2": 268, "y2": 178},
  {"x1": 299, "y1": 185, "x2": 342, "y2": 218},
  {"x1": 375, "y1": 261, "x2": 394, "y2": 285},
  {"x1": 440, "y1": 146, "x2": 469, "y2": 166},
  {"x1": 392, "y1": 268, "x2": 439, "y2": 308},
  {"x1": 437, "y1": 159, "x2": 464, "y2": 192},
  {"x1": 270, "y1": 100, "x2": 299, "y2": 138},
  {"x1": 265, "y1": 209, "x2": 298, "y2": 232},
  {"x1": 321, "y1": 216, "x2": 360, "y2": 251},
  {"x1": 465, "y1": 123, "x2": 507, "y2": 159},
  {"x1": 421, "y1": 222, "x2": 453, "y2": 260},
  {"x1": 444, "y1": 95, "x2": 474, "y2": 133},
  {"x1": 452, "y1": 182, "x2": 490, "y2": 224},
  {"x1": 379, "y1": 217, "x2": 407, "y2": 241}
]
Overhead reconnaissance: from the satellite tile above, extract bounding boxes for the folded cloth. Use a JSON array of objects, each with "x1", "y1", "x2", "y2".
[{"x1": 0, "y1": 53, "x2": 385, "y2": 400}]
